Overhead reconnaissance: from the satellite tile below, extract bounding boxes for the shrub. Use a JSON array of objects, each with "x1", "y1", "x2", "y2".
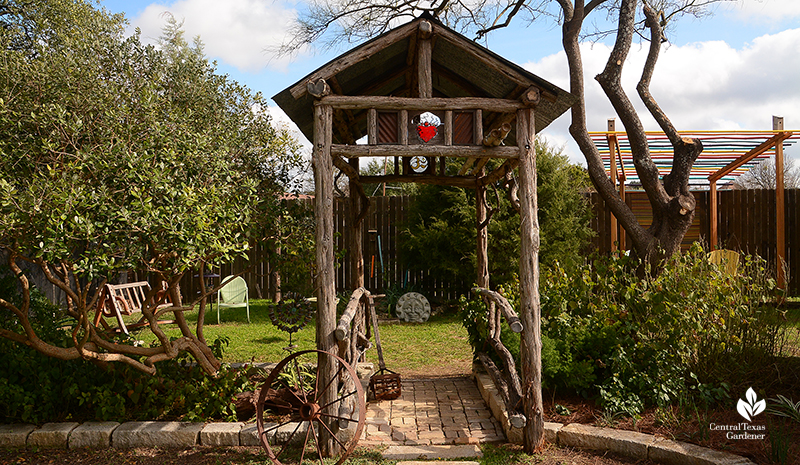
[
  {"x1": 0, "y1": 278, "x2": 255, "y2": 424},
  {"x1": 461, "y1": 244, "x2": 786, "y2": 416}
]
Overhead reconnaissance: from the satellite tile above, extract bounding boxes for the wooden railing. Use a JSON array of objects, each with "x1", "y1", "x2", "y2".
[{"x1": 472, "y1": 287, "x2": 526, "y2": 428}]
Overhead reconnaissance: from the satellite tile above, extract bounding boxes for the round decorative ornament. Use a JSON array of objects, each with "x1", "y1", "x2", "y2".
[
  {"x1": 395, "y1": 292, "x2": 431, "y2": 323},
  {"x1": 410, "y1": 156, "x2": 429, "y2": 173}
]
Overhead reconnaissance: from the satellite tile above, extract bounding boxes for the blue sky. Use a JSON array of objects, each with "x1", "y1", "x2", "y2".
[{"x1": 100, "y1": 0, "x2": 800, "y2": 165}]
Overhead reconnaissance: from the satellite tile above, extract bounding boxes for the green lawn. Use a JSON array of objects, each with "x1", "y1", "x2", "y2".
[{"x1": 131, "y1": 299, "x2": 473, "y2": 376}]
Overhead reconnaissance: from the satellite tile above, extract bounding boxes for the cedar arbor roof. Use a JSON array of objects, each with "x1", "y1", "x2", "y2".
[{"x1": 273, "y1": 15, "x2": 576, "y2": 154}]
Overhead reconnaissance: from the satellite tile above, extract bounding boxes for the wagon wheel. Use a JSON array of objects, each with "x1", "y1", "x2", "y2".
[{"x1": 256, "y1": 349, "x2": 366, "y2": 465}]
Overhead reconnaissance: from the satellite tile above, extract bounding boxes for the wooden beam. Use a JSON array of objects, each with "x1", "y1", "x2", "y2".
[
  {"x1": 479, "y1": 159, "x2": 519, "y2": 187},
  {"x1": 418, "y1": 20, "x2": 433, "y2": 99},
  {"x1": 368, "y1": 108, "x2": 377, "y2": 145},
  {"x1": 775, "y1": 116, "x2": 786, "y2": 289},
  {"x1": 474, "y1": 109, "x2": 483, "y2": 145},
  {"x1": 708, "y1": 132, "x2": 791, "y2": 183},
  {"x1": 360, "y1": 174, "x2": 476, "y2": 188},
  {"x1": 477, "y1": 184, "x2": 489, "y2": 291},
  {"x1": 482, "y1": 122, "x2": 512, "y2": 147},
  {"x1": 516, "y1": 107, "x2": 545, "y2": 452},
  {"x1": 471, "y1": 158, "x2": 490, "y2": 176},
  {"x1": 320, "y1": 95, "x2": 526, "y2": 112},
  {"x1": 709, "y1": 179, "x2": 718, "y2": 250},
  {"x1": 399, "y1": 110, "x2": 409, "y2": 145},
  {"x1": 458, "y1": 158, "x2": 477, "y2": 176},
  {"x1": 444, "y1": 110, "x2": 453, "y2": 146},
  {"x1": 520, "y1": 86, "x2": 541, "y2": 107},
  {"x1": 335, "y1": 287, "x2": 367, "y2": 341},
  {"x1": 289, "y1": 21, "x2": 419, "y2": 99},
  {"x1": 307, "y1": 79, "x2": 331, "y2": 98},
  {"x1": 331, "y1": 144, "x2": 519, "y2": 159}
]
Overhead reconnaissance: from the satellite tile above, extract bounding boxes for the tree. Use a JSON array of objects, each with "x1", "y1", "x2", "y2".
[
  {"x1": 733, "y1": 156, "x2": 800, "y2": 190},
  {"x1": 401, "y1": 139, "x2": 593, "y2": 291},
  {"x1": 283, "y1": 0, "x2": 730, "y2": 269},
  {"x1": 0, "y1": 0, "x2": 303, "y2": 375}
]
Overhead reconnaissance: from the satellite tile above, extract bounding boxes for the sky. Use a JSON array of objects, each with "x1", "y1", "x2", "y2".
[{"x1": 100, "y1": 0, "x2": 800, "y2": 166}]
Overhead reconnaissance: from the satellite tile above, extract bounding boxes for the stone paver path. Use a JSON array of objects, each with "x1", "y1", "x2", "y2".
[{"x1": 362, "y1": 376, "x2": 505, "y2": 446}]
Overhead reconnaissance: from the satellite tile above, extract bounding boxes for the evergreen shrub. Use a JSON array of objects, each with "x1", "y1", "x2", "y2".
[{"x1": 461, "y1": 244, "x2": 786, "y2": 416}]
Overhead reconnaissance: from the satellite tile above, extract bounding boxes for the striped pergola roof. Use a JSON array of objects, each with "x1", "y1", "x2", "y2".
[{"x1": 590, "y1": 130, "x2": 800, "y2": 187}]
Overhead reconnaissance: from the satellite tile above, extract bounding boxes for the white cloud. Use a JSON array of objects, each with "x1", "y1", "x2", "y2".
[
  {"x1": 524, "y1": 28, "x2": 800, "y2": 164},
  {"x1": 129, "y1": 0, "x2": 299, "y2": 72},
  {"x1": 721, "y1": 0, "x2": 800, "y2": 23}
]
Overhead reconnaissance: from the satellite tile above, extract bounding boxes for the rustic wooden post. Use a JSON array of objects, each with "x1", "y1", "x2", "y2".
[
  {"x1": 312, "y1": 93, "x2": 339, "y2": 456},
  {"x1": 476, "y1": 182, "x2": 490, "y2": 290},
  {"x1": 516, "y1": 106, "x2": 544, "y2": 452},
  {"x1": 774, "y1": 116, "x2": 786, "y2": 289},
  {"x1": 349, "y1": 158, "x2": 365, "y2": 290},
  {"x1": 709, "y1": 180, "x2": 718, "y2": 250}
]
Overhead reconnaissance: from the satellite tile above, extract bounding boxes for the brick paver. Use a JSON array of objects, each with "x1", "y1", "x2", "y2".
[{"x1": 362, "y1": 376, "x2": 505, "y2": 445}]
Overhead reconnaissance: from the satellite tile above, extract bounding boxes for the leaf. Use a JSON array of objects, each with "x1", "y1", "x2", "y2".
[
  {"x1": 746, "y1": 387, "x2": 758, "y2": 405},
  {"x1": 737, "y1": 398, "x2": 752, "y2": 421},
  {"x1": 752, "y1": 399, "x2": 766, "y2": 417}
]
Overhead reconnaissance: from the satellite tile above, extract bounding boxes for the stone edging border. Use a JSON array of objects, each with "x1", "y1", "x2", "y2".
[
  {"x1": 473, "y1": 367, "x2": 757, "y2": 465},
  {"x1": 0, "y1": 421, "x2": 266, "y2": 449}
]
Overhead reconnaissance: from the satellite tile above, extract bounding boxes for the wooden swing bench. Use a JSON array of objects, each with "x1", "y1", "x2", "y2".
[{"x1": 93, "y1": 281, "x2": 177, "y2": 335}]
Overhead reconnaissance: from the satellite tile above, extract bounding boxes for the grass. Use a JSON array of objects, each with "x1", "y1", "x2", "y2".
[{"x1": 127, "y1": 299, "x2": 473, "y2": 374}]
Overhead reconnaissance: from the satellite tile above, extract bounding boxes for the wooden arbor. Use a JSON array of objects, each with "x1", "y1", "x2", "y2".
[{"x1": 273, "y1": 15, "x2": 575, "y2": 453}]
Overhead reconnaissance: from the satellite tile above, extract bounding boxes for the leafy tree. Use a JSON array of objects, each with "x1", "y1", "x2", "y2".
[
  {"x1": 282, "y1": 0, "x2": 732, "y2": 270},
  {"x1": 0, "y1": 0, "x2": 304, "y2": 375},
  {"x1": 401, "y1": 139, "x2": 593, "y2": 290}
]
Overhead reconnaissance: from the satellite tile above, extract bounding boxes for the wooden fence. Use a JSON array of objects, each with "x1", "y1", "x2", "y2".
[
  {"x1": 177, "y1": 196, "x2": 467, "y2": 304},
  {"x1": 589, "y1": 189, "x2": 800, "y2": 295},
  {"x1": 175, "y1": 188, "x2": 800, "y2": 303}
]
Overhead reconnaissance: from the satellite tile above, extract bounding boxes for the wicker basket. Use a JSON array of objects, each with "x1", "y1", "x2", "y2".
[{"x1": 369, "y1": 368, "x2": 401, "y2": 401}]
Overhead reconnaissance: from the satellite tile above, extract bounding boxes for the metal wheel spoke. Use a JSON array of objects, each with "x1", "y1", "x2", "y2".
[
  {"x1": 293, "y1": 357, "x2": 310, "y2": 403},
  {"x1": 314, "y1": 361, "x2": 346, "y2": 403},
  {"x1": 308, "y1": 418, "x2": 325, "y2": 465},
  {"x1": 275, "y1": 420, "x2": 303, "y2": 460},
  {"x1": 298, "y1": 420, "x2": 313, "y2": 465},
  {"x1": 315, "y1": 417, "x2": 349, "y2": 451},
  {"x1": 319, "y1": 388, "x2": 358, "y2": 411},
  {"x1": 262, "y1": 417, "x2": 295, "y2": 436},
  {"x1": 318, "y1": 411, "x2": 357, "y2": 422}
]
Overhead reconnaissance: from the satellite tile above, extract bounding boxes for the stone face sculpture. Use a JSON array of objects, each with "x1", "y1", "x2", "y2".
[{"x1": 395, "y1": 292, "x2": 431, "y2": 323}]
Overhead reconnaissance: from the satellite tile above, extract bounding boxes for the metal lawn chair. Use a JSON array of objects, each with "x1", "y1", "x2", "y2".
[{"x1": 216, "y1": 276, "x2": 250, "y2": 324}]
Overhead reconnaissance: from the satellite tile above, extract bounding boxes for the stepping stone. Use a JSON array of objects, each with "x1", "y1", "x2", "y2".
[{"x1": 382, "y1": 444, "x2": 482, "y2": 460}]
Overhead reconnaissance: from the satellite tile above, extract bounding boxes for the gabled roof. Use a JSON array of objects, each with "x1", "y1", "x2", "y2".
[{"x1": 273, "y1": 15, "x2": 575, "y2": 144}]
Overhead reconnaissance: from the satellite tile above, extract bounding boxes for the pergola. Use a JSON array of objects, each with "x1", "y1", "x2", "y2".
[
  {"x1": 591, "y1": 117, "x2": 799, "y2": 287},
  {"x1": 273, "y1": 15, "x2": 575, "y2": 452}
]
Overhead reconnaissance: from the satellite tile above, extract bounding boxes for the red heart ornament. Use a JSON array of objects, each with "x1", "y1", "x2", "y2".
[{"x1": 417, "y1": 123, "x2": 437, "y2": 142}]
